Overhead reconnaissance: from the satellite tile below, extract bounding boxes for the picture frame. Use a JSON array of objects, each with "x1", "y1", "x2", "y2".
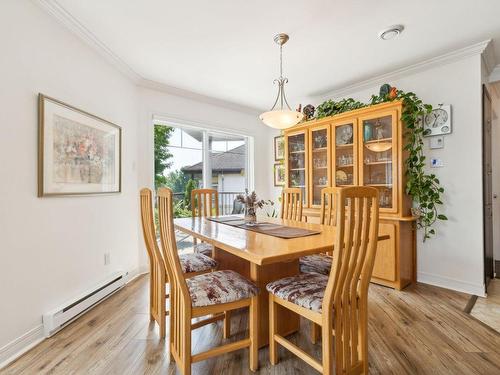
[
  {"x1": 274, "y1": 163, "x2": 285, "y2": 186},
  {"x1": 274, "y1": 135, "x2": 284, "y2": 161},
  {"x1": 38, "y1": 94, "x2": 122, "y2": 196}
]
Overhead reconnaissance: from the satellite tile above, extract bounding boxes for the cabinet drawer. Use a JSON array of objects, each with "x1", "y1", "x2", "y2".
[{"x1": 372, "y1": 223, "x2": 396, "y2": 282}]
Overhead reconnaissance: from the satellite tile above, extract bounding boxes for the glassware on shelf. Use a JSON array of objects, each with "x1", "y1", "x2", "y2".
[
  {"x1": 338, "y1": 154, "x2": 353, "y2": 166},
  {"x1": 313, "y1": 157, "x2": 327, "y2": 168},
  {"x1": 314, "y1": 133, "x2": 327, "y2": 148}
]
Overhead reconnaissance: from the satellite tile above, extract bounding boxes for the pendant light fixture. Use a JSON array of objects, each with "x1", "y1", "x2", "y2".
[{"x1": 260, "y1": 33, "x2": 304, "y2": 129}]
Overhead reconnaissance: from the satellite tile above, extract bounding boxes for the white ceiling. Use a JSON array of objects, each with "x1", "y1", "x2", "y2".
[{"x1": 51, "y1": 0, "x2": 500, "y2": 111}]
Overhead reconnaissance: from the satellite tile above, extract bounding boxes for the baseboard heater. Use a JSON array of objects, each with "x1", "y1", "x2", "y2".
[{"x1": 43, "y1": 271, "x2": 126, "y2": 337}]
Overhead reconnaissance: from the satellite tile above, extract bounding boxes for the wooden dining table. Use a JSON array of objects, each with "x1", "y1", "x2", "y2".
[{"x1": 174, "y1": 216, "x2": 387, "y2": 348}]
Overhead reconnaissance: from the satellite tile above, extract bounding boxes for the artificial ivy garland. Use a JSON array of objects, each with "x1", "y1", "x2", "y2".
[{"x1": 314, "y1": 84, "x2": 447, "y2": 241}]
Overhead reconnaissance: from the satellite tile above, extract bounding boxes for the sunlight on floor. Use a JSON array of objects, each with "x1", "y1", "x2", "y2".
[{"x1": 471, "y1": 279, "x2": 500, "y2": 333}]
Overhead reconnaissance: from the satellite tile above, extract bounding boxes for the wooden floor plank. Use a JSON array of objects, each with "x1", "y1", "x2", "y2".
[{"x1": 3, "y1": 275, "x2": 500, "y2": 375}]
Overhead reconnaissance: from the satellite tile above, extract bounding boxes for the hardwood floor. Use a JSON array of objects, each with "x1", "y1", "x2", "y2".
[{"x1": 3, "y1": 275, "x2": 500, "y2": 375}]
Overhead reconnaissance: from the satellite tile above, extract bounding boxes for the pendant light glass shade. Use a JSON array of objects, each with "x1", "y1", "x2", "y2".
[
  {"x1": 260, "y1": 34, "x2": 303, "y2": 129},
  {"x1": 260, "y1": 109, "x2": 304, "y2": 129}
]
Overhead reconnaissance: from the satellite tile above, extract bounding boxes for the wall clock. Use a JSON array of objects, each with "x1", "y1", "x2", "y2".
[{"x1": 423, "y1": 105, "x2": 452, "y2": 137}]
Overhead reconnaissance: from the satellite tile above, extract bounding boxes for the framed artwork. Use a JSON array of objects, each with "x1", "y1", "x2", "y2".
[
  {"x1": 274, "y1": 163, "x2": 285, "y2": 186},
  {"x1": 274, "y1": 135, "x2": 284, "y2": 161},
  {"x1": 38, "y1": 94, "x2": 122, "y2": 196}
]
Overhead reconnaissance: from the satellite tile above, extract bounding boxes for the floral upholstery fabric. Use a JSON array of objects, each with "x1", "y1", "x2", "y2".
[
  {"x1": 179, "y1": 253, "x2": 217, "y2": 274},
  {"x1": 187, "y1": 270, "x2": 259, "y2": 307},
  {"x1": 299, "y1": 254, "x2": 333, "y2": 275},
  {"x1": 194, "y1": 242, "x2": 213, "y2": 256},
  {"x1": 266, "y1": 273, "x2": 328, "y2": 313}
]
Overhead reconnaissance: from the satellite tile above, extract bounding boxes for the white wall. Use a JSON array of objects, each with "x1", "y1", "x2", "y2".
[
  {"x1": 0, "y1": 0, "x2": 140, "y2": 359},
  {"x1": 312, "y1": 55, "x2": 484, "y2": 295},
  {"x1": 136, "y1": 86, "x2": 277, "y2": 267}
]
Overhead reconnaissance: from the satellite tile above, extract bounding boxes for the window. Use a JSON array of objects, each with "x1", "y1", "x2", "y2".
[{"x1": 154, "y1": 121, "x2": 252, "y2": 218}]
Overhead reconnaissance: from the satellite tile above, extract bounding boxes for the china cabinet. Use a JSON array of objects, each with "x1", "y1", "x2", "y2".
[{"x1": 283, "y1": 101, "x2": 415, "y2": 290}]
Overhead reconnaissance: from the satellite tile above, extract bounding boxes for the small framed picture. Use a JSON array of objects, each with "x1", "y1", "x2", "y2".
[
  {"x1": 274, "y1": 135, "x2": 284, "y2": 161},
  {"x1": 274, "y1": 163, "x2": 285, "y2": 186},
  {"x1": 38, "y1": 94, "x2": 122, "y2": 196}
]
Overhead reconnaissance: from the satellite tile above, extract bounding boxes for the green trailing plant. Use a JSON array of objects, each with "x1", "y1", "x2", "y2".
[
  {"x1": 315, "y1": 98, "x2": 366, "y2": 119},
  {"x1": 313, "y1": 85, "x2": 447, "y2": 241}
]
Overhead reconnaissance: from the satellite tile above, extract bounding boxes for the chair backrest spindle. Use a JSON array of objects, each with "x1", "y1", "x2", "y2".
[
  {"x1": 191, "y1": 188, "x2": 219, "y2": 218},
  {"x1": 280, "y1": 188, "x2": 303, "y2": 222},
  {"x1": 322, "y1": 186, "x2": 379, "y2": 374}
]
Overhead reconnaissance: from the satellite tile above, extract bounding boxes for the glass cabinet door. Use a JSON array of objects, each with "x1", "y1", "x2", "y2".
[
  {"x1": 309, "y1": 126, "x2": 330, "y2": 206},
  {"x1": 360, "y1": 111, "x2": 397, "y2": 211},
  {"x1": 333, "y1": 121, "x2": 356, "y2": 187},
  {"x1": 286, "y1": 132, "x2": 307, "y2": 205}
]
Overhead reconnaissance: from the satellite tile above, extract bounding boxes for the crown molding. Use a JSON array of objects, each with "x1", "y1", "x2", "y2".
[
  {"x1": 35, "y1": 0, "x2": 142, "y2": 83},
  {"x1": 138, "y1": 79, "x2": 262, "y2": 116},
  {"x1": 36, "y1": 0, "x2": 263, "y2": 116},
  {"x1": 315, "y1": 39, "x2": 492, "y2": 100},
  {"x1": 482, "y1": 41, "x2": 497, "y2": 75}
]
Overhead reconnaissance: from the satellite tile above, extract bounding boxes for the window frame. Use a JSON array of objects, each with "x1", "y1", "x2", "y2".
[{"x1": 153, "y1": 116, "x2": 254, "y2": 192}]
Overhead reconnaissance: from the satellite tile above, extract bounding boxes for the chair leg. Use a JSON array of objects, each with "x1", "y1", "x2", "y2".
[
  {"x1": 360, "y1": 309, "x2": 368, "y2": 375},
  {"x1": 269, "y1": 294, "x2": 278, "y2": 365},
  {"x1": 322, "y1": 319, "x2": 333, "y2": 375},
  {"x1": 311, "y1": 322, "x2": 321, "y2": 344},
  {"x1": 181, "y1": 315, "x2": 192, "y2": 375},
  {"x1": 223, "y1": 310, "x2": 231, "y2": 339},
  {"x1": 249, "y1": 296, "x2": 259, "y2": 371}
]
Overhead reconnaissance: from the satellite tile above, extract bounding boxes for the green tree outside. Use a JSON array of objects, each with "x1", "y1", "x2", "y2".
[{"x1": 154, "y1": 124, "x2": 174, "y2": 189}]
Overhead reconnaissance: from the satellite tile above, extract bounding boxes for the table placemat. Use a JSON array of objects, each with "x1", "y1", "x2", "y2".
[{"x1": 207, "y1": 216, "x2": 321, "y2": 239}]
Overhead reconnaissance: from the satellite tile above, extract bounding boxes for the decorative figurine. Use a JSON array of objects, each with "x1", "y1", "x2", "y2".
[
  {"x1": 303, "y1": 104, "x2": 315, "y2": 120},
  {"x1": 379, "y1": 83, "x2": 391, "y2": 97}
]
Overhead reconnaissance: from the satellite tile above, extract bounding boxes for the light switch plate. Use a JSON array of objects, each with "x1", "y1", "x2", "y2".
[
  {"x1": 430, "y1": 158, "x2": 443, "y2": 168},
  {"x1": 429, "y1": 136, "x2": 444, "y2": 149}
]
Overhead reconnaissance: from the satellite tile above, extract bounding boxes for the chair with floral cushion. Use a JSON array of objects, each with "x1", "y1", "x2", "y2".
[
  {"x1": 299, "y1": 187, "x2": 339, "y2": 276},
  {"x1": 191, "y1": 188, "x2": 218, "y2": 257},
  {"x1": 158, "y1": 188, "x2": 259, "y2": 375},
  {"x1": 267, "y1": 186, "x2": 379, "y2": 375},
  {"x1": 140, "y1": 188, "x2": 221, "y2": 339}
]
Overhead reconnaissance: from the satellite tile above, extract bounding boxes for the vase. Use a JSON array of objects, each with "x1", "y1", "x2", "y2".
[
  {"x1": 244, "y1": 204, "x2": 257, "y2": 226},
  {"x1": 364, "y1": 123, "x2": 373, "y2": 142}
]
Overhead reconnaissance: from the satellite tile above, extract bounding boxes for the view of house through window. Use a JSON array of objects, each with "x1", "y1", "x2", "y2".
[{"x1": 154, "y1": 123, "x2": 249, "y2": 220}]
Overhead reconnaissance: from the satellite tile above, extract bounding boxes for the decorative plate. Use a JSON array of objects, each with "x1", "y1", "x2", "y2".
[{"x1": 336, "y1": 170, "x2": 347, "y2": 183}]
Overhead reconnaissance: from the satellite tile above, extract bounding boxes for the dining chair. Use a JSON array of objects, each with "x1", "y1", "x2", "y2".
[
  {"x1": 158, "y1": 188, "x2": 259, "y2": 375},
  {"x1": 267, "y1": 186, "x2": 379, "y2": 375},
  {"x1": 299, "y1": 187, "x2": 338, "y2": 276},
  {"x1": 140, "y1": 188, "x2": 222, "y2": 339},
  {"x1": 191, "y1": 188, "x2": 219, "y2": 257},
  {"x1": 280, "y1": 187, "x2": 303, "y2": 221}
]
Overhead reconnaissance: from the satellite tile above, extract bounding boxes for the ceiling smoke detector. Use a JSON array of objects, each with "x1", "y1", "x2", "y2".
[{"x1": 378, "y1": 25, "x2": 404, "y2": 40}]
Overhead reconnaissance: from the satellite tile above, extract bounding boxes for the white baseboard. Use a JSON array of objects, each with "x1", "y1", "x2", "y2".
[
  {"x1": 0, "y1": 266, "x2": 148, "y2": 370},
  {"x1": 126, "y1": 265, "x2": 149, "y2": 284},
  {"x1": 418, "y1": 272, "x2": 485, "y2": 297},
  {"x1": 0, "y1": 325, "x2": 44, "y2": 370}
]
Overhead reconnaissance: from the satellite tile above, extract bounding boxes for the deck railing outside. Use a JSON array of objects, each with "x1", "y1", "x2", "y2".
[{"x1": 172, "y1": 191, "x2": 244, "y2": 216}]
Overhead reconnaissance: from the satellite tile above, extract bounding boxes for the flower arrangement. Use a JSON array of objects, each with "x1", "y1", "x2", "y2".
[{"x1": 236, "y1": 189, "x2": 265, "y2": 225}]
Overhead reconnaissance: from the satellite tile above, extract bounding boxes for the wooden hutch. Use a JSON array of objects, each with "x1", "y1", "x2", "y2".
[{"x1": 283, "y1": 101, "x2": 416, "y2": 290}]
